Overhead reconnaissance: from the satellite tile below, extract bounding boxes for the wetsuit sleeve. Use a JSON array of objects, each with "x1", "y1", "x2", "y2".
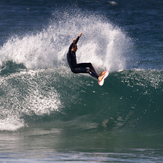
[
  {"x1": 68, "y1": 36, "x2": 80, "y2": 51},
  {"x1": 74, "y1": 36, "x2": 80, "y2": 44}
]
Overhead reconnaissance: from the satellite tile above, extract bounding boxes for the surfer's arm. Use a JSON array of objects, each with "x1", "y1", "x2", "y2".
[
  {"x1": 68, "y1": 33, "x2": 82, "y2": 51},
  {"x1": 73, "y1": 33, "x2": 82, "y2": 44}
]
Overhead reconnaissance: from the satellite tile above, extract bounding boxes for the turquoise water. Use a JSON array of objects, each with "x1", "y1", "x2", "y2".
[{"x1": 0, "y1": 0, "x2": 163, "y2": 162}]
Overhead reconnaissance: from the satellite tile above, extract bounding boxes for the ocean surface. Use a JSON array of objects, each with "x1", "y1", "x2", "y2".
[{"x1": 0, "y1": 0, "x2": 163, "y2": 162}]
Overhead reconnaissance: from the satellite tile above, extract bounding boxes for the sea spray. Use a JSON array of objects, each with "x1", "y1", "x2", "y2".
[{"x1": 0, "y1": 10, "x2": 132, "y2": 73}]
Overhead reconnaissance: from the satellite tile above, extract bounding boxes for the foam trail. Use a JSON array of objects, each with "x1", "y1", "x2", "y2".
[{"x1": 0, "y1": 11, "x2": 132, "y2": 72}]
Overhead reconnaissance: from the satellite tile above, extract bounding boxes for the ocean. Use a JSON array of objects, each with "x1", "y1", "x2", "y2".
[{"x1": 0, "y1": 0, "x2": 163, "y2": 162}]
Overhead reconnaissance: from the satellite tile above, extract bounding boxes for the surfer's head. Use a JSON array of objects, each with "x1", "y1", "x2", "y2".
[{"x1": 71, "y1": 43, "x2": 77, "y2": 52}]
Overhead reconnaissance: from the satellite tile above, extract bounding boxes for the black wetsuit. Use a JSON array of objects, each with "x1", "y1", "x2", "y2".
[{"x1": 67, "y1": 36, "x2": 99, "y2": 79}]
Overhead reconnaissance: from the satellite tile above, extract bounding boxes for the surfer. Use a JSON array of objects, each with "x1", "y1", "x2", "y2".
[{"x1": 67, "y1": 33, "x2": 104, "y2": 81}]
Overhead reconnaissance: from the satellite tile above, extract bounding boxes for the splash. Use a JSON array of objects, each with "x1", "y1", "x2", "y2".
[{"x1": 0, "y1": 10, "x2": 132, "y2": 73}]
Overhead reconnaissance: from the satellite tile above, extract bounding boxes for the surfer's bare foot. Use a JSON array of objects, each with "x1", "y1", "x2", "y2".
[
  {"x1": 98, "y1": 76, "x2": 101, "y2": 81},
  {"x1": 98, "y1": 73, "x2": 104, "y2": 81},
  {"x1": 98, "y1": 71, "x2": 107, "y2": 81}
]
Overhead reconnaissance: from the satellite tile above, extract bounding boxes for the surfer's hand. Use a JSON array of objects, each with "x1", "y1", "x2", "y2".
[{"x1": 79, "y1": 33, "x2": 82, "y2": 37}]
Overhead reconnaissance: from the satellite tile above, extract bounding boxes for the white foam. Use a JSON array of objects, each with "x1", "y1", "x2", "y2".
[
  {"x1": 0, "y1": 115, "x2": 24, "y2": 131},
  {"x1": 22, "y1": 87, "x2": 62, "y2": 116},
  {"x1": 0, "y1": 11, "x2": 132, "y2": 73},
  {"x1": 0, "y1": 70, "x2": 62, "y2": 131}
]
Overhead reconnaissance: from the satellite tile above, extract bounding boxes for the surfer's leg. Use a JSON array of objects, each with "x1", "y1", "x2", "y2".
[
  {"x1": 87, "y1": 69, "x2": 99, "y2": 79},
  {"x1": 73, "y1": 63, "x2": 99, "y2": 79},
  {"x1": 77, "y1": 63, "x2": 98, "y2": 75}
]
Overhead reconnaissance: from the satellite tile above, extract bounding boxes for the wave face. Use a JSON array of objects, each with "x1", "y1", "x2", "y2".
[
  {"x1": 0, "y1": 68, "x2": 163, "y2": 132},
  {"x1": 0, "y1": 10, "x2": 162, "y2": 133}
]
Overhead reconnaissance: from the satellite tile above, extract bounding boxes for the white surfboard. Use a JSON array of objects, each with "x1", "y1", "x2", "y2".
[{"x1": 98, "y1": 71, "x2": 109, "y2": 86}]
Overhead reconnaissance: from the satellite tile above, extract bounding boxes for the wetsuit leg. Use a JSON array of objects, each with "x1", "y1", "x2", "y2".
[{"x1": 72, "y1": 63, "x2": 99, "y2": 79}]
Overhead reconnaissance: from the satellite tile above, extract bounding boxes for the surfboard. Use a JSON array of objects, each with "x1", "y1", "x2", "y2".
[{"x1": 98, "y1": 71, "x2": 109, "y2": 86}]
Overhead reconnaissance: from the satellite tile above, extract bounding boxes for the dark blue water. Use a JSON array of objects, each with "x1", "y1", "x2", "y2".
[{"x1": 0, "y1": 0, "x2": 163, "y2": 162}]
